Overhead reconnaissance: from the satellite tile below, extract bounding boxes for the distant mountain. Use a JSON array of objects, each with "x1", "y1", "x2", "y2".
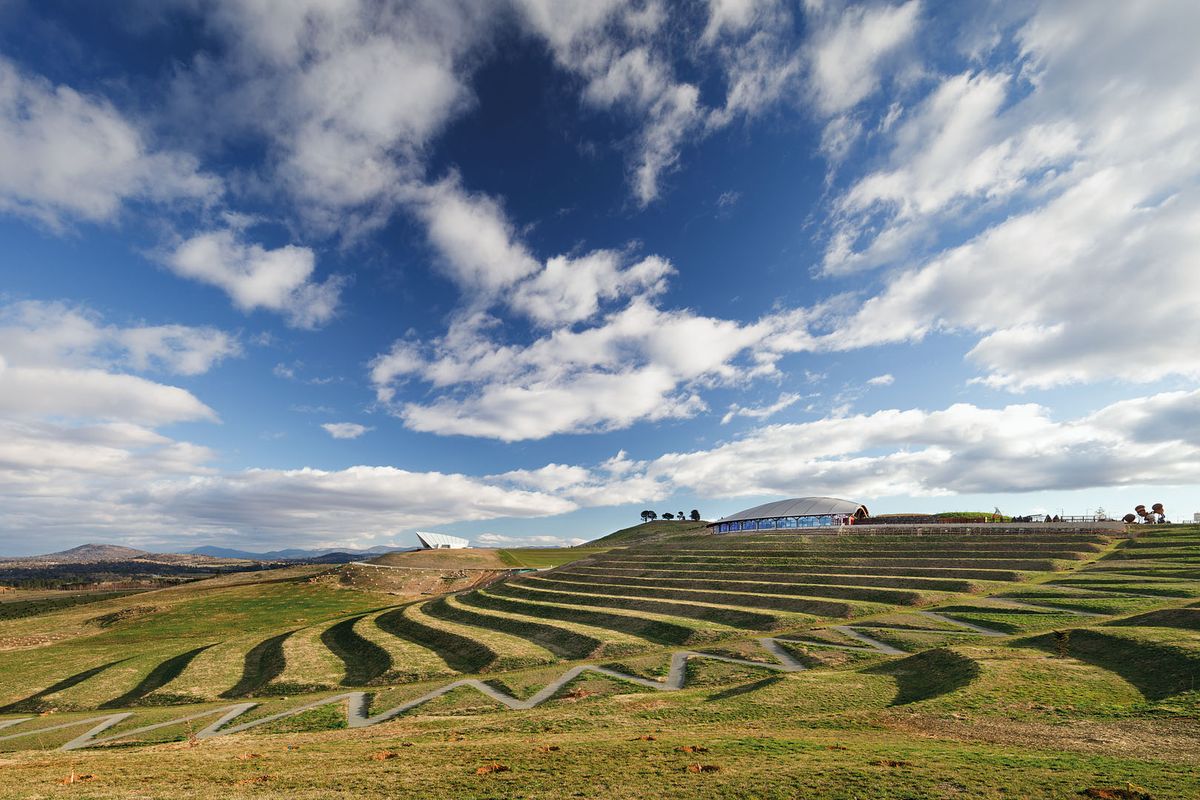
[
  {"x1": 6, "y1": 543, "x2": 152, "y2": 563},
  {"x1": 188, "y1": 545, "x2": 414, "y2": 561}
]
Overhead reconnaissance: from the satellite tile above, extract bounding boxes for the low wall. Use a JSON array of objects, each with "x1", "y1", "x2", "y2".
[{"x1": 715, "y1": 522, "x2": 1131, "y2": 536}]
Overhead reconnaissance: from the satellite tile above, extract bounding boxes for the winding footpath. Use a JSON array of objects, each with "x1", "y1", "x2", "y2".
[{"x1": 0, "y1": 606, "x2": 1073, "y2": 753}]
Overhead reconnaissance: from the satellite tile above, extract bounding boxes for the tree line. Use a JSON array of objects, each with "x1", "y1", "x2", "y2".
[{"x1": 640, "y1": 509, "x2": 701, "y2": 522}]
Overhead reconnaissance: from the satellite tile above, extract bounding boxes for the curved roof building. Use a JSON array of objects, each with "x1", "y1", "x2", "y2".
[{"x1": 710, "y1": 497, "x2": 869, "y2": 533}]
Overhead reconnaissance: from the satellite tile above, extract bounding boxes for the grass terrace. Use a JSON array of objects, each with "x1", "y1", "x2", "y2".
[{"x1": 0, "y1": 522, "x2": 1197, "y2": 797}]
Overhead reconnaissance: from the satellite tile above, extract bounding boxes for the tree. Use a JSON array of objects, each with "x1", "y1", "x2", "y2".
[
  {"x1": 662, "y1": 512, "x2": 674, "y2": 520},
  {"x1": 677, "y1": 511, "x2": 685, "y2": 520},
  {"x1": 640, "y1": 510, "x2": 657, "y2": 522},
  {"x1": 689, "y1": 509, "x2": 701, "y2": 521}
]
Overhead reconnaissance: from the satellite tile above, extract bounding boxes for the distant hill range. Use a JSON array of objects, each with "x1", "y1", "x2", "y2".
[
  {"x1": 5, "y1": 543, "x2": 155, "y2": 563},
  {"x1": 189, "y1": 545, "x2": 415, "y2": 561},
  {"x1": 1, "y1": 543, "x2": 415, "y2": 564}
]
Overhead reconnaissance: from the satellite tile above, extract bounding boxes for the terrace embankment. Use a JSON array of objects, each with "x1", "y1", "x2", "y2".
[{"x1": 3, "y1": 522, "x2": 1197, "y2": 733}]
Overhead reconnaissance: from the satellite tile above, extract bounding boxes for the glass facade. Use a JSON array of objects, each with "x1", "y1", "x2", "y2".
[{"x1": 715, "y1": 514, "x2": 848, "y2": 533}]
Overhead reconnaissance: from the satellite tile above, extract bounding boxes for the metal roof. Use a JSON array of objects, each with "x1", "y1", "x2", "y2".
[
  {"x1": 714, "y1": 497, "x2": 867, "y2": 523},
  {"x1": 415, "y1": 531, "x2": 469, "y2": 549}
]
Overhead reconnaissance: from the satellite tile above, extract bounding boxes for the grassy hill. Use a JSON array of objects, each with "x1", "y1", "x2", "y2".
[{"x1": 0, "y1": 524, "x2": 1197, "y2": 798}]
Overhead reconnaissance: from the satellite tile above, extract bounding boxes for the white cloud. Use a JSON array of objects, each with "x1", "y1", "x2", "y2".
[
  {"x1": 118, "y1": 325, "x2": 241, "y2": 376},
  {"x1": 0, "y1": 57, "x2": 218, "y2": 228},
  {"x1": 806, "y1": 0, "x2": 921, "y2": 116},
  {"x1": 514, "y1": 0, "x2": 802, "y2": 205},
  {"x1": 166, "y1": 228, "x2": 345, "y2": 328},
  {"x1": 866, "y1": 374, "x2": 894, "y2": 386},
  {"x1": 0, "y1": 299, "x2": 238, "y2": 378},
  {"x1": 721, "y1": 392, "x2": 806, "y2": 424},
  {"x1": 372, "y1": 298, "x2": 824, "y2": 441},
  {"x1": 646, "y1": 389, "x2": 1200, "y2": 500},
  {"x1": 4, "y1": 385, "x2": 1198, "y2": 552},
  {"x1": 702, "y1": 0, "x2": 778, "y2": 43},
  {"x1": 0, "y1": 366, "x2": 215, "y2": 425},
  {"x1": 476, "y1": 532, "x2": 587, "y2": 547},
  {"x1": 824, "y1": 70, "x2": 1079, "y2": 274},
  {"x1": 129, "y1": 466, "x2": 577, "y2": 546},
  {"x1": 322, "y1": 422, "x2": 372, "y2": 439},
  {"x1": 171, "y1": 0, "x2": 488, "y2": 232},
  {"x1": 816, "y1": 1, "x2": 1200, "y2": 390},
  {"x1": 511, "y1": 251, "x2": 673, "y2": 327},
  {"x1": 407, "y1": 175, "x2": 541, "y2": 295}
]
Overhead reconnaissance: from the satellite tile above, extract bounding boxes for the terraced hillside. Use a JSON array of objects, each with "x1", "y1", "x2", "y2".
[
  {"x1": 0, "y1": 525, "x2": 1198, "y2": 797},
  {"x1": 0, "y1": 527, "x2": 1150, "y2": 715},
  {"x1": 1, "y1": 524, "x2": 1198, "y2": 799}
]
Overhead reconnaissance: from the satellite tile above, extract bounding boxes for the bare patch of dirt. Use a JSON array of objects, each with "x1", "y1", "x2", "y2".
[
  {"x1": 311, "y1": 563, "x2": 511, "y2": 597},
  {"x1": 59, "y1": 772, "x2": 95, "y2": 785},
  {"x1": 86, "y1": 605, "x2": 158, "y2": 627},
  {"x1": 686, "y1": 763, "x2": 721, "y2": 773},
  {"x1": 475, "y1": 763, "x2": 510, "y2": 775}
]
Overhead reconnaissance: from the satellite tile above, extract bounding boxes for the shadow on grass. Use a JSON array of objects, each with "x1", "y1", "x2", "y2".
[
  {"x1": 464, "y1": 588, "x2": 701, "y2": 646},
  {"x1": 1016, "y1": 628, "x2": 1200, "y2": 700},
  {"x1": 865, "y1": 648, "x2": 980, "y2": 706},
  {"x1": 375, "y1": 604, "x2": 497, "y2": 674},
  {"x1": 1106, "y1": 608, "x2": 1200, "y2": 632},
  {"x1": 220, "y1": 630, "x2": 294, "y2": 698},
  {"x1": 0, "y1": 658, "x2": 131, "y2": 713},
  {"x1": 322, "y1": 616, "x2": 393, "y2": 686},
  {"x1": 101, "y1": 644, "x2": 215, "y2": 708},
  {"x1": 705, "y1": 675, "x2": 784, "y2": 702},
  {"x1": 425, "y1": 596, "x2": 602, "y2": 660}
]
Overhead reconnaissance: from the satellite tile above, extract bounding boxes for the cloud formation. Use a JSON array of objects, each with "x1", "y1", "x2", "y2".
[
  {"x1": 166, "y1": 228, "x2": 345, "y2": 328},
  {"x1": 816, "y1": 1, "x2": 1200, "y2": 390},
  {"x1": 0, "y1": 57, "x2": 218, "y2": 228},
  {"x1": 321, "y1": 422, "x2": 372, "y2": 440}
]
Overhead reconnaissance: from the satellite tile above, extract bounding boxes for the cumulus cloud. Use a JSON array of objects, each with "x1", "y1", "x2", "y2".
[
  {"x1": 406, "y1": 175, "x2": 541, "y2": 295},
  {"x1": 0, "y1": 300, "x2": 233, "y2": 423},
  {"x1": 0, "y1": 366, "x2": 215, "y2": 425},
  {"x1": 511, "y1": 251, "x2": 673, "y2": 327},
  {"x1": 372, "y1": 297, "x2": 823, "y2": 441},
  {"x1": 0, "y1": 57, "x2": 218, "y2": 228},
  {"x1": 170, "y1": 0, "x2": 488, "y2": 232},
  {"x1": 806, "y1": 0, "x2": 921, "y2": 117},
  {"x1": 4, "y1": 386, "x2": 1198, "y2": 552},
  {"x1": 321, "y1": 422, "x2": 372, "y2": 439},
  {"x1": 0, "y1": 299, "x2": 225, "y2": 550},
  {"x1": 813, "y1": 1, "x2": 1200, "y2": 390},
  {"x1": 128, "y1": 466, "x2": 577, "y2": 547},
  {"x1": 645, "y1": 389, "x2": 1200, "y2": 500},
  {"x1": 369, "y1": 170, "x2": 829, "y2": 441},
  {"x1": 166, "y1": 228, "x2": 345, "y2": 328}
]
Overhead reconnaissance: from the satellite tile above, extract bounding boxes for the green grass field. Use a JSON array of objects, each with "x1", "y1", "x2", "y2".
[
  {"x1": 496, "y1": 546, "x2": 615, "y2": 568},
  {"x1": 0, "y1": 523, "x2": 1197, "y2": 798}
]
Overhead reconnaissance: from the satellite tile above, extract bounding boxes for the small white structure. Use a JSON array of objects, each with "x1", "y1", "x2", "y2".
[{"x1": 416, "y1": 531, "x2": 469, "y2": 549}]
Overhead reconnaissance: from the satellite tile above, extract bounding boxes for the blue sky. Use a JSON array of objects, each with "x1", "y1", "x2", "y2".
[{"x1": 1, "y1": 0, "x2": 1198, "y2": 555}]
